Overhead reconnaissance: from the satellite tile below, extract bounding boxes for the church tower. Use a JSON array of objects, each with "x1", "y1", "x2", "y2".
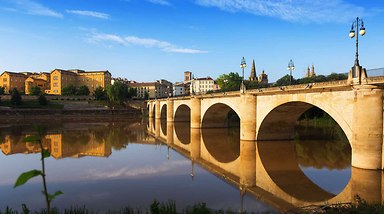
[
  {"x1": 249, "y1": 59, "x2": 257, "y2": 81},
  {"x1": 310, "y1": 64, "x2": 316, "y2": 77},
  {"x1": 305, "y1": 66, "x2": 311, "y2": 78}
]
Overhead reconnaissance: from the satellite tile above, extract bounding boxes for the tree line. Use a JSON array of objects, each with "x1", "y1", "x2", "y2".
[
  {"x1": 215, "y1": 72, "x2": 348, "y2": 92},
  {"x1": 0, "y1": 81, "x2": 137, "y2": 107}
]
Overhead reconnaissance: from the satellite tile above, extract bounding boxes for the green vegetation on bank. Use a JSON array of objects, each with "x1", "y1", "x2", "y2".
[
  {"x1": 215, "y1": 72, "x2": 348, "y2": 92},
  {"x1": 0, "y1": 200, "x2": 252, "y2": 214},
  {"x1": 0, "y1": 99, "x2": 63, "y2": 109}
]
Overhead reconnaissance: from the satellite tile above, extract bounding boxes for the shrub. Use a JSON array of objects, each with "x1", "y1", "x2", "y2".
[
  {"x1": 10, "y1": 88, "x2": 21, "y2": 105},
  {"x1": 38, "y1": 94, "x2": 48, "y2": 106}
]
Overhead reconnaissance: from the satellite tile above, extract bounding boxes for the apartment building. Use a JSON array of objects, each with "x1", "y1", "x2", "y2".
[
  {"x1": 128, "y1": 79, "x2": 173, "y2": 99},
  {"x1": 47, "y1": 69, "x2": 111, "y2": 95},
  {"x1": 0, "y1": 71, "x2": 28, "y2": 93},
  {"x1": 191, "y1": 77, "x2": 214, "y2": 94}
]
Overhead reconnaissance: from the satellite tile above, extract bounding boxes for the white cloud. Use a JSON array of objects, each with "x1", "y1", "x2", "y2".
[
  {"x1": 146, "y1": 0, "x2": 172, "y2": 6},
  {"x1": 66, "y1": 10, "x2": 110, "y2": 19},
  {"x1": 195, "y1": 0, "x2": 366, "y2": 23},
  {"x1": 85, "y1": 160, "x2": 190, "y2": 180},
  {"x1": 11, "y1": 0, "x2": 62, "y2": 18},
  {"x1": 89, "y1": 32, "x2": 207, "y2": 54}
]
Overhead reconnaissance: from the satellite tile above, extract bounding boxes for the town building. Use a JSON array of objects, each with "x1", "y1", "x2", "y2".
[
  {"x1": 173, "y1": 82, "x2": 185, "y2": 96},
  {"x1": 128, "y1": 79, "x2": 173, "y2": 99},
  {"x1": 184, "y1": 71, "x2": 192, "y2": 82},
  {"x1": 25, "y1": 72, "x2": 50, "y2": 95},
  {"x1": 1, "y1": 69, "x2": 111, "y2": 95},
  {"x1": 46, "y1": 69, "x2": 111, "y2": 95},
  {"x1": 0, "y1": 71, "x2": 28, "y2": 93},
  {"x1": 191, "y1": 77, "x2": 215, "y2": 94}
]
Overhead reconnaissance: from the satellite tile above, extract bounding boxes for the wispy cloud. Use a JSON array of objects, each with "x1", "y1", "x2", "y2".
[
  {"x1": 66, "y1": 10, "x2": 110, "y2": 19},
  {"x1": 10, "y1": 0, "x2": 62, "y2": 18},
  {"x1": 146, "y1": 0, "x2": 172, "y2": 6},
  {"x1": 85, "y1": 160, "x2": 189, "y2": 180},
  {"x1": 195, "y1": 0, "x2": 366, "y2": 23},
  {"x1": 89, "y1": 32, "x2": 207, "y2": 54}
]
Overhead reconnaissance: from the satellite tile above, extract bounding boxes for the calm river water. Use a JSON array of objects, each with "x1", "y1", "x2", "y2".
[{"x1": 0, "y1": 118, "x2": 355, "y2": 212}]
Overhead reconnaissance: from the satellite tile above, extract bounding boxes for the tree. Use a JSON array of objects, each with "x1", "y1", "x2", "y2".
[
  {"x1": 76, "y1": 85, "x2": 90, "y2": 96},
  {"x1": 11, "y1": 88, "x2": 22, "y2": 105},
  {"x1": 0, "y1": 86, "x2": 5, "y2": 95},
  {"x1": 327, "y1": 73, "x2": 348, "y2": 81},
  {"x1": 62, "y1": 85, "x2": 77, "y2": 96},
  {"x1": 106, "y1": 81, "x2": 128, "y2": 104},
  {"x1": 94, "y1": 86, "x2": 106, "y2": 100},
  {"x1": 216, "y1": 72, "x2": 242, "y2": 92},
  {"x1": 38, "y1": 94, "x2": 48, "y2": 106},
  {"x1": 30, "y1": 86, "x2": 42, "y2": 96},
  {"x1": 127, "y1": 87, "x2": 137, "y2": 99},
  {"x1": 274, "y1": 75, "x2": 295, "y2": 86},
  {"x1": 144, "y1": 91, "x2": 149, "y2": 100}
]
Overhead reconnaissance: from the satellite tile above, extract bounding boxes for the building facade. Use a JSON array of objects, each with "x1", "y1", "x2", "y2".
[
  {"x1": 191, "y1": 77, "x2": 214, "y2": 94},
  {"x1": 25, "y1": 72, "x2": 50, "y2": 95},
  {"x1": 0, "y1": 71, "x2": 28, "y2": 93},
  {"x1": 128, "y1": 79, "x2": 173, "y2": 99},
  {"x1": 47, "y1": 69, "x2": 111, "y2": 95},
  {"x1": 173, "y1": 82, "x2": 185, "y2": 96}
]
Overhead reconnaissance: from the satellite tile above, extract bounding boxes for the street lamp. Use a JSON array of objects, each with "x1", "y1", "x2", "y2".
[
  {"x1": 240, "y1": 57, "x2": 246, "y2": 92},
  {"x1": 287, "y1": 59, "x2": 295, "y2": 85},
  {"x1": 223, "y1": 79, "x2": 228, "y2": 93},
  {"x1": 349, "y1": 17, "x2": 366, "y2": 67}
]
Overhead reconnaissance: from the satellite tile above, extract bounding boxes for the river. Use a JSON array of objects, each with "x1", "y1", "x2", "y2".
[{"x1": 0, "y1": 117, "x2": 359, "y2": 212}]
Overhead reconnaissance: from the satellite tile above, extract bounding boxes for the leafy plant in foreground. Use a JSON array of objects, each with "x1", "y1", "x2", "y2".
[{"x1": 13, "y1": 126, "x2": 63, "y2": 214}]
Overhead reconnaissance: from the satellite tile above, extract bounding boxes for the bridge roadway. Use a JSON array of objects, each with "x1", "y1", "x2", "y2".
[
  {"x1": 146, "y1": 120, "x2": 384, "y2": 211},
  {"x1": 147, "y1": 76, "x2": 384, "y2": 171}
]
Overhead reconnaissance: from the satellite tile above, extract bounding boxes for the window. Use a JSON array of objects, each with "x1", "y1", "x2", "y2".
[
  {"x1": 3, "y1": 78, "x2": 7, "y2": 81},
  {"x1": 53, "y1": 76, "x2": 58, "y2": 80},
  {"x1": 53, "y1": 83, "x2": 58, "y2": 87}
]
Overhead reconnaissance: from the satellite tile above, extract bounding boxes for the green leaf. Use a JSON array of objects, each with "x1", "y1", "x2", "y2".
[
  {"x1": 48, "y1": 190, "x2": 64, "y2": 202},
  {"x1": 23, "y1": 136, "x2": 40, "y2": 143},
  {"x1": 14, "y1": 170, "x2": 42, "y2": 188},
  {"x1": 42, "y1": 149, "x2": 50, "y2": 159}
]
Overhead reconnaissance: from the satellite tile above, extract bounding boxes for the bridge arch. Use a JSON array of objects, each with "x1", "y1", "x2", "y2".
[
  {"x1": 160, "y1": 104, "x2": 167, "y2": 119},
  {"x1": 257, "y1": 101, "x2": 351, "y2": 146},
  {"x1": 202, "y1": 103, "x2": 240, "y2": 128},
  {"x1": 174, "y1": 104, "x2": 191, "y2": 122}
]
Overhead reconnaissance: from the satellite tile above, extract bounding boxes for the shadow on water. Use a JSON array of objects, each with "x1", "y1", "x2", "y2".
[
  {"x1": 174, "y1": 122, "x2": 190, "y2": 145},
  {"x1": 202, "y1": 128, "x2": 240, "y2": 163}
]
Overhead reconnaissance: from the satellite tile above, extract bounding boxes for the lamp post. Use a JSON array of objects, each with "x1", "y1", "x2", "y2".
[
  {"x1": 223, "y1": 79, "x2": 228, "y2": 93},
  {"x1": 287, "y1": 59, "x2": 295, "y2": 85},
  {"x1": 240, "y1": 57, "x2": 246, "y2": 92},
  {"x1": 349, "y1": 17, "x2": 366, "y2": 67}
]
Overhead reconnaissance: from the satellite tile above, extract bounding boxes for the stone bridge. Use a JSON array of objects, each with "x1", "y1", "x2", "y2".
[{"x1": 147, "y1": 75, "x2": 384, "y2": 171}]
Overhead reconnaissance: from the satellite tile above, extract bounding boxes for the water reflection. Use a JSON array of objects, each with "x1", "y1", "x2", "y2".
[
  {"x1": 201, "y1": 128, "x2": 240, "y2": 163},
  {"x1": 146, "y1": 118, "x2": 371, "y2": 211},
  {"x1": 0, "y1": 121, "x2": 149, "y2": 158},
  {"x1": 0, "y1": 118, "x2": 379, "y2": 212},
  {"x1": 174, "y1": 121, "x2": 190, "y2": 145}
]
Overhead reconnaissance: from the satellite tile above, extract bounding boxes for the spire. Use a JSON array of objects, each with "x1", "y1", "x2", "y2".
[
  {"x1": 249, "y1": 59, "x2": 257, "y2": 81},
  {"x1": 306, "y1": 66, "x2": 310, "y2": 78},
  {"x1": 311, "y1": 64, "x2": 316, "y2": 77}
]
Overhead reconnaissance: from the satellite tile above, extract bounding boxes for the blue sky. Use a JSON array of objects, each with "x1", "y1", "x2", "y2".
[{"x1": 0, "y1": 0, "x2": 383, "y2": 82}]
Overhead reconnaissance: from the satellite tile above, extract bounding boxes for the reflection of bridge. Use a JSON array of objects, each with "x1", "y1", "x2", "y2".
[
  {"x1": 147, "y1": 75, "x2": 384, "y2": 171},
  {"x1": 147, "y1": 119, "x2": 384, "y2": 211}
]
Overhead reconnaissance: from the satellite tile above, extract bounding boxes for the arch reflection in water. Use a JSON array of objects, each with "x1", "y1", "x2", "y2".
[
  {"x1": 202, "y1": 128, "x2": 240, "y2": 163},
  {"x1": 148, "y1": 119, "x2": 383, "y2": 211}
]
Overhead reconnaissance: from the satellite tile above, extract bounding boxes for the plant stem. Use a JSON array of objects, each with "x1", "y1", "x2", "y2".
[{"x1": 39, "y1": 139, "x2": 51, "y2": 214}]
